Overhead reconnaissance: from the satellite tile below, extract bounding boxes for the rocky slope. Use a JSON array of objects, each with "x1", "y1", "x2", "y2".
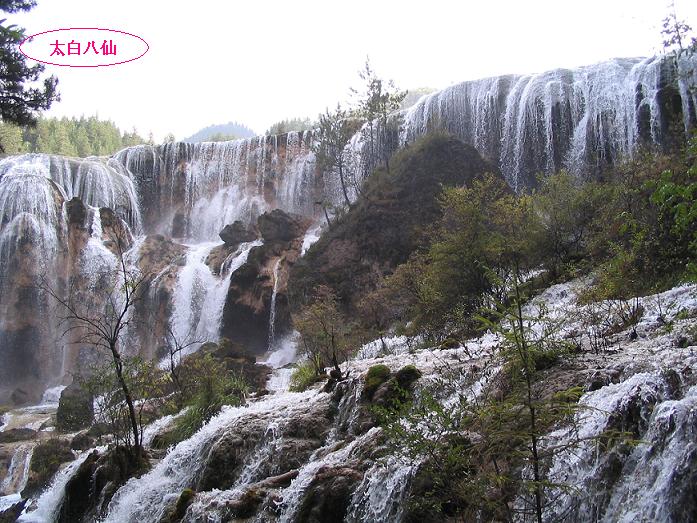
[{"x1": 2, "y1": 279, "x2": 695, "y2": 522}]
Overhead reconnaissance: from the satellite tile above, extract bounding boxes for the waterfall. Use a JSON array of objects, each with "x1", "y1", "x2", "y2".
[
  {"x1": 112, "y1": 132, "x2": 317, "y2": 237},
  {"x1": 0, "y1": 444, "x2": 34, "y2": 496},
  {"x1": 276, "y1": 427, "x2": 381, "y2": 523},
  {"x1": 167, "y1": 239, "x2": 262, "y2": 362},
  {"x1": 400, "y1": 55, "x2": 696, "y2": 189},
  {"x1": 542, "y1": 372, "x2": 697, "y2": 523},
  {"x1": 346, "y1": 455, "x2": 417, "y2": 523},
  {"x1": 17, "y1": 451, "x2": 94, "y2": 523},
  {"x1": 267, "y1": 258, "x2": 282, "y2": 351},
  {"x1": 103, "y1": 390, "x2": 321, "y2": 523}
]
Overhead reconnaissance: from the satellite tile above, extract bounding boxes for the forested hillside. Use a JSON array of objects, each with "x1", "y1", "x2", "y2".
[{"x1": 0, "y1": 116, "x2": 148, "y2": 157}]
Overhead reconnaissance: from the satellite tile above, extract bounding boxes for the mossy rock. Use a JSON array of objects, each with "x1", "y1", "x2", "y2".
[
  {"x1": 0, "y1": 427, "x2": 37, "y2": 443},
  {"x1": 395, "y1": 365, "x2": 422, "y2": 388},
  {"x1": 159, "y1": 488, "x2": 196, "y2": 523},
  {"x1": 531, "y1": 348, "x2": 560, "y2": 371},
  {"x1": 439, "y1": 337, "x2": 460, "y2": 350},
  {"x1": 364, "y1": 365, "x2": 391, "y2": 400},
  {"x1": 22, "y1": 439, "x2": 75, "y2": 498},
  {"x1": 56, "y1": 381, "x2": 94, "y2": 431}
]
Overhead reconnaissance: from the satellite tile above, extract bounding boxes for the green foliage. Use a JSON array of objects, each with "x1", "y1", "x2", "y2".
[
  {"x1": 0, "y1": 121, "x2": 25, "y2": 153},
  {"x1": 290, "y1": 133, "x2": 493, "y2": 316},
  {"x1": 661, "y1": 2, "x2": 696, "y2": 54},
  {"x1": 364, "y1": 364, "x2": 391, "y2": 398},
  {"x1": 167, "y1": 354, "x2": 248, "y2": 444},
  {"x1": 395, "y1": 365, "x2": 422, "y2": 389},
  {"x1": 294, "y1": 285, "x2": 355, "y2": 375},
  {"x1": 312, "y1": 104, "x2": 363, "y2": 207},
  {"x1": 403, "y1": 172, "x2": 542, "y2": 335},
  {"x1": 586, "y1": 139, "x2": 697, "y2": 298},
  {"x1": 266, "y1": 117, "x2": 314, "y2": 136},
  {"x1": 205, "y1": 132, "x2": 238, "y2": 142},
  {"x1": 183, "y1": 121, "x2": 255, "y2": 143},
  {"x1": 81, "y1": 358, "x2": 168, "y2": 449},
  {"x1": 289, "y1": 360, "x2": 324, "y2": 392},
  {"x1": 380, "y1": 297, "x2": 589, "y2": 522},
  {"x1": 0, "y1": 1, "x2": 59, "y2": 137},
  {"x1": 351, "y1": 57, "x2": 406, "y2": 171},
  {"x1": 533, "y1": 171, "x2": 607, "y2": 277}
]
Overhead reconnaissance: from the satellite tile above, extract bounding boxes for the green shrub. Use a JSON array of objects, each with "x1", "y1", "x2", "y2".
[{"x1": 289, "y1": 361, "x2": 324, "y2": 392}]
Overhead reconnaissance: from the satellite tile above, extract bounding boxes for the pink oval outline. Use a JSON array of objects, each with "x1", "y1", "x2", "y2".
[{"x1": 19, "y1": 27, "x2": 149, "y2": 68}]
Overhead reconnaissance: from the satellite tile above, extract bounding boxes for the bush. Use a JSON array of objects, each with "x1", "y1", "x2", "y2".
[
  {"x1": 168, "y1": 354, "x2": 248, "y2": 444},
  {"x1": 289, "y1": 361, "x2": 324, "y2": 392}
]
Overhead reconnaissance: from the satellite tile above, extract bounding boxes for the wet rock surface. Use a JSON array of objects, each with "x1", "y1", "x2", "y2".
[{"x1": 221, "y1": 210, "x2": 311, "y2": 354}]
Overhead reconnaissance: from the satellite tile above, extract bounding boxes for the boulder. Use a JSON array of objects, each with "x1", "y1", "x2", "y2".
[
  {"x1": 219, "y1": 210, "x2": 311, "y2": 354},
  {"x1": 171, "y1": 211, "x2": 188, "y2": 238},
  {"x1": 159, "y1": 488, "x2": 196, "y2": 523},
  {"x1": 219, "y1": 220, "x2": 258, "y2": 246},
  {"x1": 296, "y1": 466, "x2": 364, "y2": 523},
  {"x1": 22, "y1": 439, "x2": 75, "y2": 498},
  {"x1": 257, "y1": 209, "x2": 307, "y2": 243},
  {"x1": 70, "y1": 432, "x2": 95, "y2": 451},
  {"x1": 66, "y1": 197, "x2": 87, "y2": 226},
  {"x1": 58, "y1": 446, "x2": 149, "y2": 523},
  {"x1": 100, "y1": 207, "x2": 133, "y2": 251},
  {"x1": 56, "y1": 381, "x2": 94, "y2": 432},
  {"x1": 0, "y1": 498, "x2": 25, "y2": 523}
]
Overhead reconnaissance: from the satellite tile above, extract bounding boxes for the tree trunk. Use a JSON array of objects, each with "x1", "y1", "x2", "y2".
[
  {"x1": 514, "y1": 269, "x2": 543, "y2": 523},
  {"x1": 111, "y1": 346, "x2": 141, "y2": 457},
  {"x1": 338, "y1": 163, "x2": 351, "y2": 208}
]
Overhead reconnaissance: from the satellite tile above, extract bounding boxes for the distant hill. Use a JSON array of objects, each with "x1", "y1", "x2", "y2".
[{"x1": 183, "y1": 122, "x2": 256, "y2": 142}]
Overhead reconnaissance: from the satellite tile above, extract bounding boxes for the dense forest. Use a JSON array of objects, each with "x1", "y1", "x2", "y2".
[{"x1": 0, "y1": 116, "x2": 149, "y2": 157}]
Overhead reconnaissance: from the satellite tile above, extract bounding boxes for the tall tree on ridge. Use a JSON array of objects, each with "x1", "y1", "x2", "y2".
[{"x1": 0, "y1": 0, "x2": 59, "y2": 151}]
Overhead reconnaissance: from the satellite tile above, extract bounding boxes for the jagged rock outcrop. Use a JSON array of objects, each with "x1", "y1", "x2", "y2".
[
  {"x1": 219, "y1": 220, "x2": 258, "y2": 246},
  {"x1": 220, "y1": 209, "x2": 311, "y2": 354},
  {"x1": 206, "y1": 221, "x2": 259, "y2": 276},
  {"x1": 130, "y1": 235, "x2": 187, "y2": 360}
]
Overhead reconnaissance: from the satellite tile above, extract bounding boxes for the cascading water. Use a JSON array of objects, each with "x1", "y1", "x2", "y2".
[
  {"x1": 400, "y1": 55, "x2": 697, "y2": 189},
  {"x1": 168, "y1": 239, "x2": 263, "y2": 361},
  {"x1": 267, "y1": 258, "x2": 282, "y2": 351},
  {"x1": 0, "y1": 444, "x2": 33, "y2": 497},
  {"x1": 113, "y1": 131, "x2": 317, "y2": 236},
  {"x1": 2, "y1": 54, "x2": 697, "y2": 523},
  {"x1": 17, "y1": 451, "x2": 95, "y2": 523},
  {"x1": 0, "y1": 153, "x2": 142, "y2": 402},
  {"x1": 102, "y1": 390, "x2": 322, "y2": 523}
]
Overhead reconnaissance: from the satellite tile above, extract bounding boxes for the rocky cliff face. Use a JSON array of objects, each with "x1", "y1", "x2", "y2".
[{"x1": 221, "y1": 210, "x2": 312, "y2": 354}]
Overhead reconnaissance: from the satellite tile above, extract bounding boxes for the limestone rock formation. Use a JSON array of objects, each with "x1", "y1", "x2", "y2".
[{"x1": 220, "y1": 210, "x2": 311, "y2": 354}]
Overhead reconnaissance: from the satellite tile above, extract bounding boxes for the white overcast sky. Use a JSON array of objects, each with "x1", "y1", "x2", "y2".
[{"x1": 11, "y1": 0, "x2": 697, "y2": 141}]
